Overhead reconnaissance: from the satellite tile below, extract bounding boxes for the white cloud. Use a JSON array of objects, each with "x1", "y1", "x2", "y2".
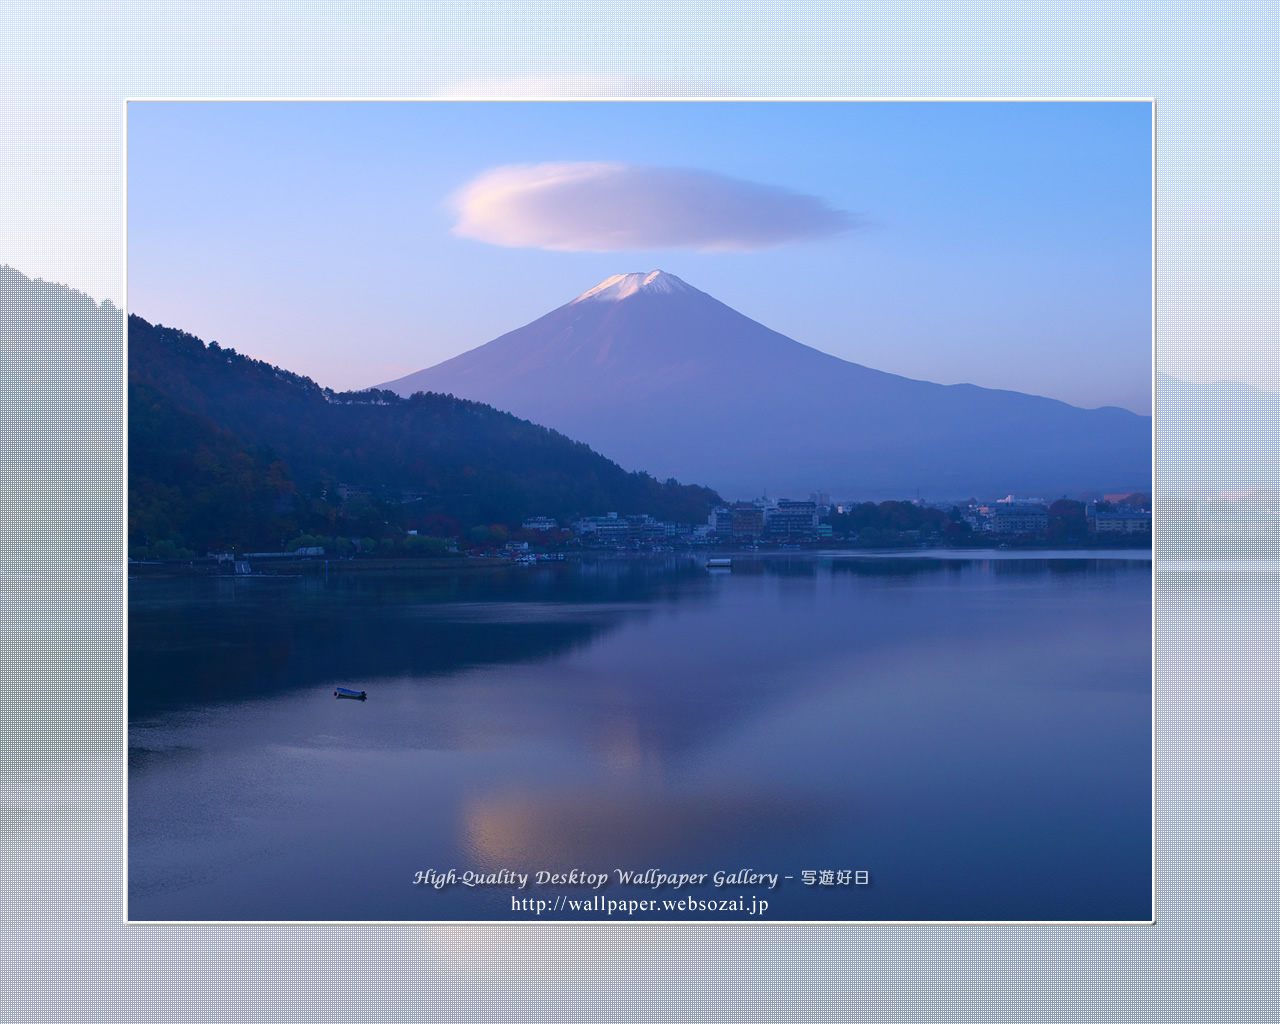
[{"x1": 450, "y1": 162, "x2": 855, "y2": 252}]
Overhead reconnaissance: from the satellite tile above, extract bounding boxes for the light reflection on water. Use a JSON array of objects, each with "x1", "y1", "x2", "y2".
[{"x1": 129, "y1": 553, "x2": 1151, "y2": 922}]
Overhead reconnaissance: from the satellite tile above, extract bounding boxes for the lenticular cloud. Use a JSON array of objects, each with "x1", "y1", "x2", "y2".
[{"x1": 450, "y1": 162, "x2": 855, "y2": 251}]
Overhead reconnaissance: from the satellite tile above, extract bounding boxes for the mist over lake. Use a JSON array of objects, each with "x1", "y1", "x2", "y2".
[{"x1": 128, "y1": 552, "x2": 1152, "y2": 922}]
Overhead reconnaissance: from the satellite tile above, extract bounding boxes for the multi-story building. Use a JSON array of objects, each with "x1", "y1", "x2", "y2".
[
  {"x1": 730, "y1": 504, "x2": 765, "y2": 539},
  {"x1": 985, "y1": 504, "x2": 1049, "y2": 536},
  {"x1": 710, "y1": 507, "x2": 734, "y2": 535},
  {"x1": 1093, "y1": 512, "x2": 1152, "y2": 534},
  {"x1": 627, "y1": 514, "x2": 668, "y2": 543},
  {"x1": 573, "y1": 512, "x2": 632, "y2": 544},
  {"x1": 764, "y1": 499, "x2": 819, "y2": 539},
  {"x1": 572, "y1": 513, "x2": 680, "y2": 545}
]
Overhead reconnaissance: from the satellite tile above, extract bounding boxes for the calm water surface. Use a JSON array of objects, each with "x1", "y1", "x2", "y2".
[{"x1": 128, "y1": 552, "x2": 1152, "y2": 922}]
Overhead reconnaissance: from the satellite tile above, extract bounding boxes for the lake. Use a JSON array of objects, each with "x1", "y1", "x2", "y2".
[{"x1": 128, "y1": 552, "x2": 1152, "y2": 923}]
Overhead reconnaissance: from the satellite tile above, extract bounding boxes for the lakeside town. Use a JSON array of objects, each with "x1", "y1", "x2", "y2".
[{"x1": 130, "y1": 491, "x2": 1152, "y2": 571}]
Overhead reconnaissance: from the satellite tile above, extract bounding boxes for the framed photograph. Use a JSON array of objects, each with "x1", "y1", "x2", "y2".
[{"x1": 125, "y1": 99, "x2": 1152, "y2": 923}]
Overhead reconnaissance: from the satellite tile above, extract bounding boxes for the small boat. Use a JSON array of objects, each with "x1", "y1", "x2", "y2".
[
  {"x1": 706, "y1": 558, "x2": 733, "y2": 569},
  {"x1": 334, "y1": 687, "x2": 367, "y2": 700}
]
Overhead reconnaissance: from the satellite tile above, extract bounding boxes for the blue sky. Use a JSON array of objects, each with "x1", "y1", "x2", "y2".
[{"x1": 128, "y1": 100, "x2": 1152, "y2": 413}]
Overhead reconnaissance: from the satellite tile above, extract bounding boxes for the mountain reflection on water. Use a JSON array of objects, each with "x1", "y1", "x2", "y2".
[
  {"x1": 129, "y1": 557, "x2": 712, "y2": 716},
  {"x1": 129, "y1": 552, "x2": 1152, "y2": 923}
]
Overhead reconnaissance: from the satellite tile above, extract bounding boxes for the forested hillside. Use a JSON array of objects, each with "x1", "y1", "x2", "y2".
[{"x1": 129, "y1": 315, "x2": 721, "y2": 555}]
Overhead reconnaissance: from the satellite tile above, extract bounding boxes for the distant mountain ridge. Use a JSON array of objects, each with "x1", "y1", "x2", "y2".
[
  {"x1": 381, "y1": 271, "x2": 1151, "y2": 500},
  {"x1": 1157, "y1": 372, "x2": 1280, "y2": 497}
]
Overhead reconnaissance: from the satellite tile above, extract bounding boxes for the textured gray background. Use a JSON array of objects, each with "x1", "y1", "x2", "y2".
[{"x1": 3, "y1": 3, "x2": 1275, "y2": 1020}]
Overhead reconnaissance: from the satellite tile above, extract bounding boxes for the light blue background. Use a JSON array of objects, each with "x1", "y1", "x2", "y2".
[{"x1": 2, "y1": 2, "x2": 1275, "y2": 1020}]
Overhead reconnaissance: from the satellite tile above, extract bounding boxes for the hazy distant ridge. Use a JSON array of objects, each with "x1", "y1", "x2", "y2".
[{"x1": 1157, "y1": 372, "x2": 1280, "y2": 497}]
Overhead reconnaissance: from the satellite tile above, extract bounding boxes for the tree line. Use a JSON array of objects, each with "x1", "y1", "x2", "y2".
[{"x1": 128, "y1": 315, "x2": 721, "y2": 557}]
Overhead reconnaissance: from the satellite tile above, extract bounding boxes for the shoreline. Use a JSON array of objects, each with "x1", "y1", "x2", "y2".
[{"x1": 127, "y1": 545, "x2": 1153, "y2": 578}]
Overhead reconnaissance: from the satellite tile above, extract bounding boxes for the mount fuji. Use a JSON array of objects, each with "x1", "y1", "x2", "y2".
[{"x1": 380, "y1": 271, "x2": 1150, "y2": 500}]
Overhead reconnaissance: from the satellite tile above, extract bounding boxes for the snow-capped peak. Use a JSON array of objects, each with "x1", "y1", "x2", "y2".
[{"x1": 571, "y1": 270, "x2": 694, "y2": 304}]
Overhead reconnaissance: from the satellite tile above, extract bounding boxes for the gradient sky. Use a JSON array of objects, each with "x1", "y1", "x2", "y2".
[{"x1": 128, "y1": 100, "x2": 1152, "y2": 413}]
